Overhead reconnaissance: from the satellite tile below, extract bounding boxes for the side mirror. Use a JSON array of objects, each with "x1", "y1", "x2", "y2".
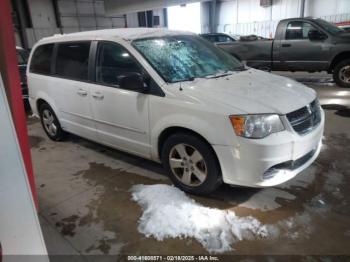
[
  {"x1": 119, "y1": 72, "x2": 148, "y2": 93},
  {"x1": 308, "y1": 29, "x2": 327, "y2": 41}
]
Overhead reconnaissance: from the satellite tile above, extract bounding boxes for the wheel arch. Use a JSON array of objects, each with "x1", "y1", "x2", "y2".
[
  {"x1": 329, "y1": 52, "x2": 350, "y2": 72},
  {"x1": 157, "y1": 127, "x2": 221, "y2": 175},
  {"x1": 36, "y1": 98, "x2": 48, "y2": 112},
  {"x1": 34, "y1": 92, "x2": 59, "y2": 117}
]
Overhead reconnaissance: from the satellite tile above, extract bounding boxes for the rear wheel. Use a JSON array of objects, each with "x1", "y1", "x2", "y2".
[
  {"x1": 161, "y1": 132, "x2": 222, "y2": 195},
  {"x1": 39, "y1": 103, "x2": 66, "y2": 141},
  {"x1": 333, "y1": 59, "x2": 350, "y2": 88}
]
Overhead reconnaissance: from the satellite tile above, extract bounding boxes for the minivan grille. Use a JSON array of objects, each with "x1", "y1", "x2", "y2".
[{"x1": 286, "y1": 99, "x2": 321, "y2": 135}]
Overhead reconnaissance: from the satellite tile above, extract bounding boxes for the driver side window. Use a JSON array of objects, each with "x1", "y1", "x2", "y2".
[
  {"x1": 96, "y1": 42, "x2": 141, "y2": 87},
  {"x1": 286, "y1": 21, "x2": 316, "y2": 40}
]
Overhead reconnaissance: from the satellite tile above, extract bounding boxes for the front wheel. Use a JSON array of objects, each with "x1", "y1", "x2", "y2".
[
  {"x1": 39, "y1": 103, "x2": 66, "y2": 141},
  {"x1": 333, "y1": 59, "x2": 350, "y2": 88},
  {"x1": 161, "y1": 133, "x2": 222, "y2": 195}
]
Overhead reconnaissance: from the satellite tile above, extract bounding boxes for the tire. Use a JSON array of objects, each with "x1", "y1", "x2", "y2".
[
  {"x1": 39, "y1": 103, "x2": 66, "y2": 141},
  {"x1": 161, "y1": 132, "x2": 222, "y2": 195},
  {"x1": 333, "y1": 59, "x2": 350, "y2": 88}
]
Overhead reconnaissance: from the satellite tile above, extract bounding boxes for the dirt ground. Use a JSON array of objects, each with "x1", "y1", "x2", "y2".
[{"x1": 27, "y1": 73, "x2": 350, "y2": 261}]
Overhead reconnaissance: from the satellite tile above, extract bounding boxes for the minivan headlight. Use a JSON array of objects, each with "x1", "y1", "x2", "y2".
[{"x1": 229, "y1": 114, "x2": 285, "y2": 139}]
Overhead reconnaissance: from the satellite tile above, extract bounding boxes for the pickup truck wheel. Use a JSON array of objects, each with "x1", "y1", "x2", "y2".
[
  {"x1": 39, "y1": 103, "x2": 66, "y2": 141},
  {"x1": 161, "y1": 133, "x2": 222, "y2": 195},
  {"x1": 333, "y1": 59, "x2": 350, "y2": 88}
]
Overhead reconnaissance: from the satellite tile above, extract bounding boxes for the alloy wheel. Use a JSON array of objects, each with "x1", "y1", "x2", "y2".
[
  {"x1": 42, "y1": 109, "x2": 57, "y2": 137},
  {"x1": 169, "y1": 143, "x2": 207, "y2": 187},
  {"x1": 339, "y1": 65, "x2": 350, "y2": 84}
]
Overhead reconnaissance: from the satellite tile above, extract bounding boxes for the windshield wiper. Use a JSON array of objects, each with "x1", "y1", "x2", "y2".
[
  {"x1": 234, "y1": 66, "x2": 246, "y2": 71},
  {"x1": 204, "y1": 70, "x2": 240, "y2": 79},
  {"x1": 172, "y1": 76, "x2": 195, "y2": 83},
  {"x1": 204, "y1": 66, "x2": 246, "y2": 78}
]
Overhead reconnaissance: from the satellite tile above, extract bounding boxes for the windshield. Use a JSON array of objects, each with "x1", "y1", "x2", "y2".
[
  {"x1": 316, "y1": 18, "x2": 344, "y2": 34},
  {"x1": 132, "y1": 35, "x2": 243, "y2": 83}
]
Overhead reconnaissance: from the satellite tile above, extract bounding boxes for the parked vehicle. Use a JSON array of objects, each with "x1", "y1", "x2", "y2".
[
  {"x1": 217, "y1": 17, "x2": 350, "y2": 87},
  {"x1": 200, "y1": 33, "x2": 240, "y2": 44},
  {"x1": 28, "y1": 28, "x2": 324, "y2": 194},
  {"x1": 16, "y1": 46, "x2": 29, "y2": 102},
  {"x1": 338, "y1": 25, "x2": 350, "y2": 32},
  {"x1": 239, "y1": 34, "x2": 270, "y2": 41}
]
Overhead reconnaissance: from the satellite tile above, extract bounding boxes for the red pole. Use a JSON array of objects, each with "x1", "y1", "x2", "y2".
[{"x1": 0, "y1": 0, "x2": 38, "y2": 208}]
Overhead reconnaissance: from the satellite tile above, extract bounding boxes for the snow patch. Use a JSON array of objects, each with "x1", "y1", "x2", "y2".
[{"x1": 131, "y1": 184, "x2": 272, "y2": 253}]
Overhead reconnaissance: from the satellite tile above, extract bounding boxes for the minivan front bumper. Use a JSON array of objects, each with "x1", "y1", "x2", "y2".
[{"x1": 213, "y1": 109, "x2": 324, "y2": 187}]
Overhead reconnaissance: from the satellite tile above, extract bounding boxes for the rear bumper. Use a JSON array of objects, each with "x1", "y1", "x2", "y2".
[{"x1": 213, "y1": 109, "x2": 324, "y2": 187}]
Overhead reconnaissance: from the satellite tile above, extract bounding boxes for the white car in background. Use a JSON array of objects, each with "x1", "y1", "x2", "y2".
[{"x1": 27, "y1": 28, "x2": 324, "y2": 194}]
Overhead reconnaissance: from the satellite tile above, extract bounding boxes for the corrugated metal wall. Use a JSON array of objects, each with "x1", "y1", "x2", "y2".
[
  {"x1": 57, "y1": 0, "x2": 125, "y2": 33},
  {"x1": 25, "y1": 0, "x2": 126, "y2": 48}
]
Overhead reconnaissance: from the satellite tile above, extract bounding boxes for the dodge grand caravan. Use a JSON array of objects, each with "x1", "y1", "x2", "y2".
[{"x1": 28, "y1": 28, "x2": 324, "y2": 194}]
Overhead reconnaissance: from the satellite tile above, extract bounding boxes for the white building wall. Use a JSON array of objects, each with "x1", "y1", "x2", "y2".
[
  {"x1": 216, "y1": 0, "x2": 350, "y2": 37},
  {"x1": 168, "y1": 3, "x2": 202, "y2": 33},
  {"x1": 271, "y1": 0, "x2": 300, "y2": 20},
  {"x1": 201, "y1": 1, "x2": 211, "y2": 33},
  {"x1": 305, "y1": 0, "x2": 350, "y2": 17},
  {"x1": 237, "y1": 0, "x2": 272, "y2": 22},
  {"x1": 216, "y1": 0, "x2": 237, "y2": 33}
]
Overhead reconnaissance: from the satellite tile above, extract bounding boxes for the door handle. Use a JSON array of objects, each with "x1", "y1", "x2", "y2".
[
  {"x1": 77, "y1": 89, "x2": 87, "y2": 96},
  {"x1": 282, "y1": 43, "x2": 291, "y2": 47},
  {"x1": 92, "y1": 92, "x2": 104, "y2": 100}
]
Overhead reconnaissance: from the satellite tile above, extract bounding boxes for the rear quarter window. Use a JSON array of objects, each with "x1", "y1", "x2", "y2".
[{"x1": 30, "y1": 44, "x2": 54, "y2": 75}]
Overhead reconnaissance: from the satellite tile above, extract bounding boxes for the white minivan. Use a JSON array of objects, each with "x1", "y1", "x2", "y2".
[{"x1": 28, "y1": 28, "x2": 324, "y2": 194}]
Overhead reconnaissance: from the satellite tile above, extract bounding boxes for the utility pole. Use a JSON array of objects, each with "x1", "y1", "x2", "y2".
[
  {"x1": 300, "y1": 0, "x2": 305, "y2": 18},
  {"x1": 211, "y1": 0, "x2": 217, "y2": 33}
]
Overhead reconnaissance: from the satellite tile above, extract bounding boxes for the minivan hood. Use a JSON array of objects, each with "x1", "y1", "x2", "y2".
[{"x1": 181, "y1": 69, "x2": 316, "y2": 115}]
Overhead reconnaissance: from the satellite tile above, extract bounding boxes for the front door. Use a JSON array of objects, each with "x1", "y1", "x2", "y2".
[
  {"x1": 277, "y1": 21, "x2": 331, "y2": 71},
  {"x1": 89, "y1": 41, "x2": 150, "y2": 158}
]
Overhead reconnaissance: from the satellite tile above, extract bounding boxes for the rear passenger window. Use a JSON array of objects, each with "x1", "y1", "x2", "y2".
[
  {"x1": 30, "y1": 44, "x2": 54, "y2": 74},
  {"x1": 55, "y1": 42, "x2": 91, "y2": 81},
  {"x1": 96, "y1": 42, "x2": 141, "y2": 87}
]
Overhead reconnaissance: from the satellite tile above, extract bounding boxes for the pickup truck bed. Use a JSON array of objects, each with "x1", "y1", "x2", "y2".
[{"x1": 219, "y1": 40, "x2": 273, "y2": 70}]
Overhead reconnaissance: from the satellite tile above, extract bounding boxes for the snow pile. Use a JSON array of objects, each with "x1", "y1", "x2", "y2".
[{"x1": 131, "y1": 184, "x2": 271, "y2": 253}]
